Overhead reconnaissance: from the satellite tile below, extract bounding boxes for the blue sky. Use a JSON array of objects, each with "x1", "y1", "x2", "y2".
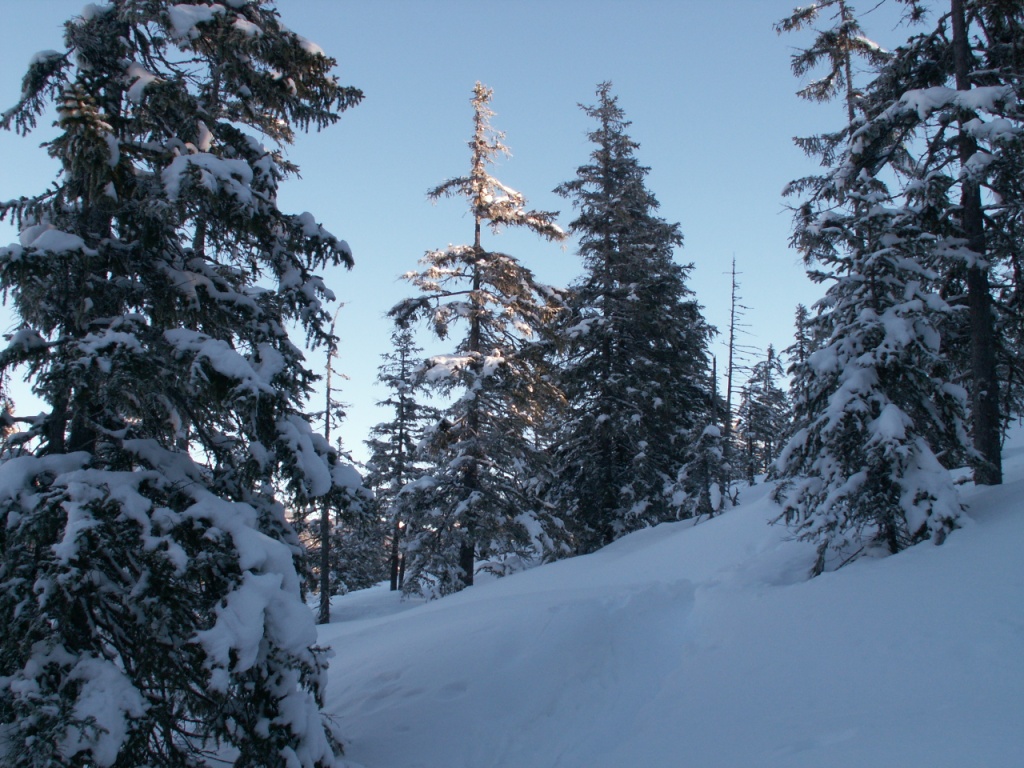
[{"x1": 0, "y1": 1, "x2": 913, "y2": 460}]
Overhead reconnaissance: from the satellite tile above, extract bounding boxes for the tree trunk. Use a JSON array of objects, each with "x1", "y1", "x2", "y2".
[
  {"x1": 952, "y1": 0, "x2": 1002, "y2": 485},
  {"x1": 389, "y1": 517, "x2": 401, "y2": 591},
  {"x1": 317, "y1": 499, "x2": 331, "y2": 625}
]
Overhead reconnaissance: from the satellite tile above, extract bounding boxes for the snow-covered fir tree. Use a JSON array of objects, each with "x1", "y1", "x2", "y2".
[
  {"x1": 773, "y1": 188, "x2": 969, "y2": 575},
  {"x1": 390, "y1": 83, "x2": 567, "y2": 595},
  {"x1": 0, "y1": 3, "x2": 361, "y2": 765},
  {"x1": 673, "y1": 424, "x2": 729, "y2": 519},
  {"x1": 783, "y1": 303, "x2": 827, "y2": 435},
  {"x1": 797, "y1": 0, "x2": 1024, "y2": 484},
  {"x1": 552, "y1": 83, "x2": 717, "y2": 551},
  {"x1": 785, "y1": 304, "x2": 815, "y2": 370},
  {"x1": 775, "y1": 2, "x2": 970, "y2": 575},
  {"x1": 736, "y1": 345, "x2": 791, "y2": 483},
  {"x1": 364, "y1": 325, "x2": 440, "y2": 592}
]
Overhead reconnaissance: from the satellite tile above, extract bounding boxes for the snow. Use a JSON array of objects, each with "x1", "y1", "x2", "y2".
[
  {"x1": 125, "y1": 61, "x2": 159, "y2": 104},
  {"x1": 892, "y1": 85, "x2": 1016, "y2": 122},
  {"x1": 162, "y1": 152, "x2": 254, "y2": 205},
  {"x1": 17, "y1": 221, "x2": 95, "y2": 255},
  {"x1": 277, "y1": 414, "x2": 334, "y2": 497},
  {"x1": 317, "y1": 427, "x2": 1024, "y2": 768},
  {"x1": 295, "y1": 35, "x2": 326, "y2": 58},
  {"x1": 164, "y1": 328, "x2": 275, "y2": 396},
  {"x1": 167, "y1": 3, "x2": 226, "y2": 41},
  {"x1": 29, "y1": 50, "x2": 62, "y2": 65},
  {"x1": 61, "y1": 655, "x2": 148, "y2": 767},
  {"x1": 232, "y1": 17, "x2": 262, "y2": 38}
]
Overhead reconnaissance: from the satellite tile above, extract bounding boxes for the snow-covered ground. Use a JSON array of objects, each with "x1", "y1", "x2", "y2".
[{"x1": 319, "y1": 427, "x2": 1024, "y2": 768}]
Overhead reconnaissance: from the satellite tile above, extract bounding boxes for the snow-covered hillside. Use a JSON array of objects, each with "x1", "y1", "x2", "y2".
[{"x1": 319, "y1": 429, "x2": 1024, "y2": 768}]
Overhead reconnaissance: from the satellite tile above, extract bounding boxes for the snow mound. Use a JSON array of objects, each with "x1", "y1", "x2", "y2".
[{"x1": 320, "y1": 431, "x2": 1024, "y2": 768}]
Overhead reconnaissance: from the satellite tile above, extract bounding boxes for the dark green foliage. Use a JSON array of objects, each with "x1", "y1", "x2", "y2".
[
  {"x1": 551, "y1": 83, "x2": 717, "y2": 552},
  {"x1": 839, "y1": 0, "x2": 1024, "y2": 482},
  {"x1": 774, "y1": 178, "x2": 968, "y2": 574},
  {"x1": 737, "y1": 346, "x2": 791, "y2": 482},
  {"x1": 775, "y1": 1, "x2": 978, "y2": 573},
  {"x1": 0, "y1": 2, "x2": 360, "y2": 764},
  {"x1": 364, "y1": 326, "x2": 440, "y2": 591}
]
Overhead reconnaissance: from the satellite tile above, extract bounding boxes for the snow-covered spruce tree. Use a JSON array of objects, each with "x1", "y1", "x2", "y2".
[
  {"x1": 775, "y1": 3, "x2": 969, "y2": 574},
  {"x1": 806, "y1": 0, "x2": 1024, "y2": 484},
  {"x1": 0, "y1": 3, "x2": 361, "y2": 765},
  {"x1": 736, "y1": 345, "x2": 791, "y2": 483},
  {"x1": 552, "y1": 83, "x2": 716, "y2": 551},
  {"x1": 782, "y1": 303, "x2": 829, "y2": 447},
  {"x1": 673, "y1": 424, "x2": 728, "y2": 519},
  {"x1": 787, "y1": 304, "x2": 814, "y2": 368},
  {"x1": 773, "y1": 186, "x2": 968, "y2": 575},
  {"x1": 364, "y1": 325, "x2": 440, "y2": 592},
  {"x1": 390, "y1": 83, "x2": 567, "y2": 595}
]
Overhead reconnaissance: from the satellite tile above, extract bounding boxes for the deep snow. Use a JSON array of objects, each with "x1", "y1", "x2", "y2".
[{"x1": 319, "y1": 428, "x2": 1024, "y2": 768}]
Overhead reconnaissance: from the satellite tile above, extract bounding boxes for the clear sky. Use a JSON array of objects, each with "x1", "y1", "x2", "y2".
[{"x1": 0, "y1": 1, "x2": 913, "y2": 462}]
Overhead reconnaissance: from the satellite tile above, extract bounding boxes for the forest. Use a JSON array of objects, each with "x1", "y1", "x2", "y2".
[{"x1": 0, "y1": 1, "x2": 1020, "y2": 766}]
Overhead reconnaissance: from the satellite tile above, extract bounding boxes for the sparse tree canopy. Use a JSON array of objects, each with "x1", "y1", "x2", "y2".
[
  {"x1": 390, "y1": 83, "x2": 567, "y2": 595},
  {"x1": 364, "y1": 325, "x2": 440, "y2": 592}
]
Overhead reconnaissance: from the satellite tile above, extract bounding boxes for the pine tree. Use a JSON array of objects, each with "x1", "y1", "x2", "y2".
[
  {"x1": 800, "y1": 0, "x2": 1024, "y2": 484},
  {"x1": 775, "y1": 3, "x2": 969, "y2": 574},
  {"x1": 0, "y1": 3, "x2": 360, "y2": 765},
  {"x1": 390, "y1": 83, "x2": 566, "y2": 595},
  {"x1": 773, "y1": 195, "x2": 968, "y2": 574},
  {"x1": 552, "y1": 83, "x2": 716, "y2": 551},
  {"x1": 364, "y1": 326, "x2": 439, "y2": 592},
  {"x1": 782, "y1": 304, "x2": 820, "y2": 439},
  {"x1": 736, "y1": 346, "x2": 791, "y2": 482},
  {"x1": 673, "y1": 424, "x2": 729, "y2": 519},
  {"x1": 785, "y1": 304, "x2": 816, "y2": 370}
]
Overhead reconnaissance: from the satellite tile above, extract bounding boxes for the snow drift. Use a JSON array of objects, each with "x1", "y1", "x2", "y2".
[{"x1": 320, "y1": 429, "x2": 1024, "y2": 768}]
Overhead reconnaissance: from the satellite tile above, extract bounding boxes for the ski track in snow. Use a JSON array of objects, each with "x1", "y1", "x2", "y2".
[{"x1": 319, "y1": 430, "x2": 1024, "y2": 768}]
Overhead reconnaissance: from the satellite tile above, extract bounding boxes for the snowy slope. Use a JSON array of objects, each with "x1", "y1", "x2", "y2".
[{"x1": 320, "y1": 431, "x2": 1024, "y2": 768}]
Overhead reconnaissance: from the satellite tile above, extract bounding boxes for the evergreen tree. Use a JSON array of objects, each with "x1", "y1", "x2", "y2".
[
  {"x1": 736, "y1": 345, "x2": 791, "y2": 482},
  {"x1": 552, "y1": 83, "x2": 716, "y2": 551},
  {"x1": 364, "y1": 326, "x2": 439, "y2": 592},
  {"x1": 0, "y1": 3, "x2": 360, "y2": 765},
  {"x1": 782, "y1": 304, "x2": 821, "y2": 443},
  {"x1": 796, "y1": 0, "x2": 1024, "y2": 484},
  {"x1": 776, "y1": 3, "x2": 969, "y2": 574},
  {"x1": 784, "y1": 304, "x2": 816, "y2": 370},
  {"x1": 773, "y1": 194, "x2": 967, "y2": 575},
  {"x1": 287, "y1": 309, "x2": 376, "y2": 623},
  {"x1": 673, "y1": 424, "x2": 728, "y2": 519},
  {"x1": 775, "y1": 0, "x2": 890, "y2": 124},
  {"x1": 323, "y1": 490, "x2": 387, "y2": 593},
  {"x1": 390, "y1": 83, "x2": 566, "y2": 595}
]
